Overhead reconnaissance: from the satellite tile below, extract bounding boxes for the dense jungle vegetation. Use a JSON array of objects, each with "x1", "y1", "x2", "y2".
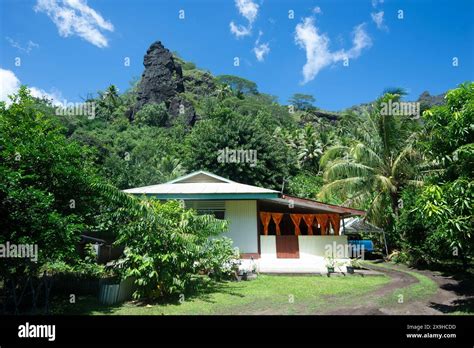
[{"x1": 1, "y1": 52, "x2": 472, "y2": 301}]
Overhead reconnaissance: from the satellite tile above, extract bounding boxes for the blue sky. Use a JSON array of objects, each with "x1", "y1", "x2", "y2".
[{"x1": 1, "y1": 0, "x2": 473, "y2": 110}]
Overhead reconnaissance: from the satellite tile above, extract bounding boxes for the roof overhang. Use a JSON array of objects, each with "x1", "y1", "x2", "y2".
[
  {"x1": 123, "y1": 171, "x2": 280, "y2": 198},
  {"x1": 274, "y1": 194, "x2": 366, "y2": 216},
  {"x1": 141, "y1": 192, "x2": 280, "y2": 200}
]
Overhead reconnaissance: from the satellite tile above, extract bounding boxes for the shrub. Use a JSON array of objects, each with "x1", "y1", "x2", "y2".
[
  {"x1": 113, "y1": 200, "x2": 231, "y2": 299},
  {"x1": 134, "y1": 103, "x2": 168, "y2": 127},
  {"x1": 198, "y1": 237, "x2": 239, "y2": 280},
  {"x1": 286, "y1": 173, "x2": 323, "y2": 199}
]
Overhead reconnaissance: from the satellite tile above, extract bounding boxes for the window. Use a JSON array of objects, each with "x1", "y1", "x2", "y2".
[
  {"x1": 199, "y1": 210, "x2": 225, "y2": 220},
  {"x1": 185, "y1": 201, "x2": 226, "y2": 220}
]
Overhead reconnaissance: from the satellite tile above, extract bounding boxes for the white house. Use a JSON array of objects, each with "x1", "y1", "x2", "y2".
[{"x1": 124, "y1": 171, "x2": 366, "y2": 273}]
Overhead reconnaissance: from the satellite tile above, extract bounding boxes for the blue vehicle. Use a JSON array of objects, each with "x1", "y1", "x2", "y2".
[
  {"x1": 348, "y1": 239, "x2": 374, "y2": 253},
  {"x1": 343, "y1": 217, "x2": 387, "y2": 258}
]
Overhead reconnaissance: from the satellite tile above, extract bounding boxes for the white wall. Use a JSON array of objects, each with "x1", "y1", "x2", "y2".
[
  {"x1": 259, "y1": 235, "x2": 350, "y2": 272},
  {"x1": 260, "y1": 235, "x2": 349, "y2": 258},
  {"x1": 299, "y1": 235, "x2": 348, "y2": 259},
  {"x1": 260, "y1": 235, "x2": 276, "y2": 259},
  {"x1": 224, "y1": 200, "x2": 258, "y2": 254}
]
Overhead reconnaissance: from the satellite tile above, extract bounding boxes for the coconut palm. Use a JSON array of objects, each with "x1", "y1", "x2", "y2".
[
  {"x1": 382, "y1": 87, "x2": 408, "y2": 97},
  {"x1": 156, "y1": 155, "x2": 185, "y2": 183},
  {"x1": 296, "y1": 124, "x2": 324, "y2": 170},
  {"x1": 318, "y1": 94, "x2": 424, "y2": 226},
  {"x1": 275, "y1": 124, "x2": 324, "y2": 171}
]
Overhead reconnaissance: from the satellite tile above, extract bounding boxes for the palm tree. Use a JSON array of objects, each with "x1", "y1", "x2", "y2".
[
  {"x1": 382, "y1": 87, "x2": 408, "y2": 97},
  {"x1": 156, "y1": 156, "x2": 185, "y2": 183},
  {"x1": 275, "y1": 124, "x2": 323, "y2": 172},
  {"x1": 97, "y1": 85, "x2": 121, "y2": 120},
  {"x1": 318, "y1": 94, "x2": 423, "y2": 226},
  {"x1": 104, "y1": 85, "x2": 120, "y2": 108},
  {"x1": 296, "y1": 124, "x2": 323, "y2": 171}
]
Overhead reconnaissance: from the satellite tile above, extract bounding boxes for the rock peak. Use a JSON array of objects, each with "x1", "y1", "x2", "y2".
[{"x1": 136, "y1": 41, "x2": 185, "y2": 109}]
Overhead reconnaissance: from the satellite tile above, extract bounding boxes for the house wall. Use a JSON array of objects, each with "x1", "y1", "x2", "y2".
[
  {"x1": 260, "y1": 235, "x2": 348, "y2": 258},
  {"x1": 224, "y1": 200, "x2": 258, "y2": 254},
  {"x1": 298, "y1": 235, "x2": 349, "y2": 259},
  {"x1": 259, "y1": 235, "x2": 350, "y2": 273},
  {"x1": 260, "y1": 235, "x2": 276, "y2": 258}
]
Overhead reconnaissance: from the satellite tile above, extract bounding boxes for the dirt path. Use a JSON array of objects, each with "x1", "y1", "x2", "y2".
[
  {"x1": 416, "y1": 268, "x2": 474, "y2": 315},
  {"x1": 325, "y1": 263, "x2": 473, "y2": 315}
]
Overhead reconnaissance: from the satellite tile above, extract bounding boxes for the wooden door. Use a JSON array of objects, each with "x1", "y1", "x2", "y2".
[{"x1": 276, "y1": 235, "x2": 299, "y2": 258}]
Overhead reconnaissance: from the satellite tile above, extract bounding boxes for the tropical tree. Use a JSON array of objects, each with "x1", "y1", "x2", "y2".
[
  {"x1": 275, "y1": 124, "x2": 323, "y2": 171},
  {"x1": 0, "y1": 87, "x2": 238, "y2": 307},
  {"x1": 286, "y1": 173, "x2": 324, "y2": 200},
  {"x1": 155, "y1": 155, "x2": 186, "y2": 183},
  {"x1": 412, "y1": 82, "x2": 474, "y2": 267},
  {"x1": 134, "y1": 102, "x2": 168, "y2": 127},
  {"x1": 0, "y1": 87, "x2": 120, "y2": 313},
  {"x1": 318, "y1": 93, "x2": 423, "y2": 227},
  {"x1": 107, "y1": 198, "x2": 232, "y2": 299},
  {"x1": 96, "y1": 84, "x2": 121, "y2": 120},
  {"x1": 215, "y1": 75, "x2": 258, "y2": 97},
  {"x1": 104, "y1": 85, "x2": 120, "y2": 107},
  {"x1": 0, "y1": 87, "x2": 103, "y2": 271},
  {"x1": 214, "y1": 84, "x2": 233, "y2": 100},
  {"x1": 382, "y1": 87, "x2": 407, "y2": 97},
  {"x1": 288, "y1": 93, "x2": 316, "y2": 111},
  {"x1": 184, "y1": 106, "x2": 296, "y2": 189}
]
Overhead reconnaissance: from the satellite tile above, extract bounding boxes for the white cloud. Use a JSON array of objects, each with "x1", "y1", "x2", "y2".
[
  {"x1": 235, "y1": 0, "x2": 259, "y2": 22},
  {"x1": 34, "y1": 0, "x2": 114, "y2": 48},
  {"x1": 313, "y1": 6, "x2": 322, "y2": 14},
  {"x1": 371, "y1": 0, "x2": 384, "y2": 8},
  {"x1": 370, "y1": 0, "x2": 388, "y2": 31},
  {"x1": 230, "y1": 22, "x2": 252, "y2": 38},
  {"x1": 29, "y1": 87, "x2": 62, "y2": 105},
  {"x1": 253, "y1": 42, "x2": 269, "y2": 62},
  {"x1": 253, "y1": 30, "x2": 270, "y2": 62},
  {"x1": 253, "y1": 32, "x2": 270, "y2": 62},
  {"x1": 0, "y1": 69, "x2": 20, "y2": 104},
  {"x1": 371, "y1": 11, "x2": 387, "y2": 31},
  {"x1": 6, "y1": 37, "x2": 39, "y2": 53},
  {"x1": 229, "y1": 0, "x2": 259, "y2": 38},
  {"x1": 349, "y1": 23, "x2": 373, "y2": 56},
  {"x1": 0, "y1": 68, "x2": 62, "y2": 106},
  {"x1": 253, "y1": 43, "x2": 269, "y2": 61},
  {"x1": 295, "y1": 17, "x2": 372, "y2": 84}
]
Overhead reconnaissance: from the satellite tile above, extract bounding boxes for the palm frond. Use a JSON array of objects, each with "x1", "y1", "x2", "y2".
[
  {"x1": 318, "y1": 177, "x2": 366, "y2": 200},
  {"x1": 324, "y1": 160, "x2": 374, "y2": 181},
  {"x1": 405, "y1": 179, "x2": 424, "y2": 187},
  {"x1": 319, "y1": 145, "x2": 349, "y2": 169},
  {"x1": 351, "y1": 142, "x2": 384, "y2": 168},
  {"x1": 375, "y1": 174, "x2": 397, "y2": 193}
]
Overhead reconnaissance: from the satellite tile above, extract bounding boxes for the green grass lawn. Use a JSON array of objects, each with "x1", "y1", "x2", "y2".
[
  {"x1": 365, "y1": 262, "x2": 438, "y2": 307},
  {"x1": 54, "y1": 274, "x2": 390, "y2": 315}
]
